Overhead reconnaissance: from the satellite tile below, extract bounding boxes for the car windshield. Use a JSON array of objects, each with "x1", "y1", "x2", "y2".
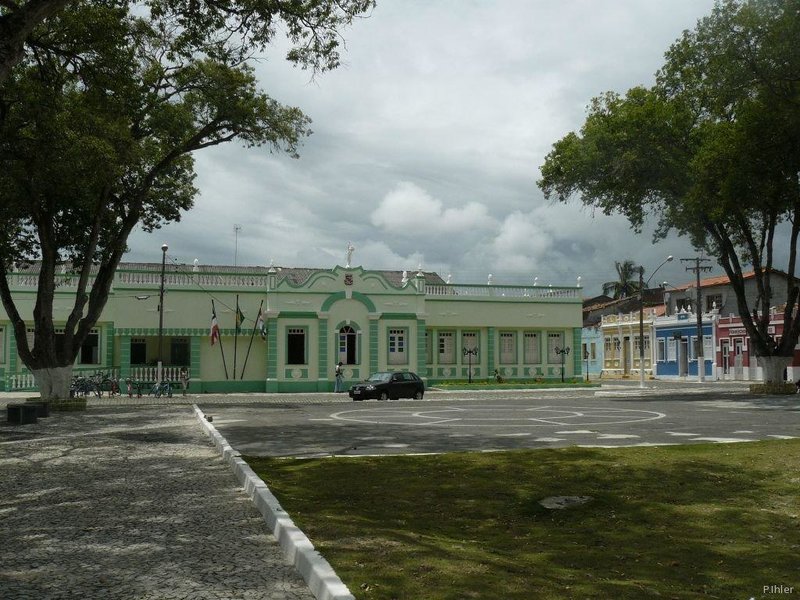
[{"x1": 367, "y1": 372, "x2": 392, "y2": 383}]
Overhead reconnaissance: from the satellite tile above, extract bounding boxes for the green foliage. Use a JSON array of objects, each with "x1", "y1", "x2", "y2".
[
  {"x1": 538, "y1": 0, "x2": 800, "y2": 369},
  {"x1": 602, "y1": 259, "x2": 642, "y2": 298},
  {"x1": 0, "y1": 1, "x2": 371, "y2": 380},
  {"x1": 749, "y1": 383, "x2": 796, "y2": 395}
]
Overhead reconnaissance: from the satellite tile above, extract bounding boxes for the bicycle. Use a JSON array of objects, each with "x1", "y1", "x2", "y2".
[
  {"x1": 70, "y1": 375, "x2": 100, "y2": 397},
  {"x1": 148, "y1": 379, "x2": 173, "y2": 398},
  {"x1": 125, "y1": 377, "x2": 143, "y2": 398},
  {"x1": 99, "y1": 375, "x2": 121, "y2": 397}
]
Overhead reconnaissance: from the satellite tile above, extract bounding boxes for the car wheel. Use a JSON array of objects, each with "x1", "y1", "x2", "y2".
[
  {"x1": 414, "y1": 390, "x2": 424, "y2": 400},
  {"x1": 379, "y1": 391, "x2": 389, "y2": 401}
]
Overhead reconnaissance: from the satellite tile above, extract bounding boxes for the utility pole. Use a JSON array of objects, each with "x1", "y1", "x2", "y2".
[{"x1": 681, "y1": 257, "x2": 712, "y2": 382}]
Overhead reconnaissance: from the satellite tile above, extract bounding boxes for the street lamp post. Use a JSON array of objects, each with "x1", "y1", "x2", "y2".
[
  {"x1": 157, "y1": 243, "x2": 168, "y2": 386},
  {"x1": 463, "y1": 347, "x2": 478, "y2": 384},
  {"x1": 638, "y1": 255, "x2": 674, "y2": 388},
  {"x1": 554, "y1": 346, "x2": 570, "y2": 383},
  {"x1": 584, "y1": 348, "x2": 590, "y2": 382}
]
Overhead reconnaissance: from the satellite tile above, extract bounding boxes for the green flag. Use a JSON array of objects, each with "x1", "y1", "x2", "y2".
[{"x1": 236, "y1": 306, "x2": 245, "y2": 332}]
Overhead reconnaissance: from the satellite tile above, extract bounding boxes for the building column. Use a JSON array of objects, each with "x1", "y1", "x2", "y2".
[
  {"x1": 572, "y1": 327, "x2": 582, "y2": 379},
  {"x1": 417, "y1": 319, "x2": 427, "y2": 377},
  {"x1": 266, "y1": 318, "x2": 279, "y2": 392},
  {"x1": 119, "y1": 334, "x2": 131, "y2": 380},
  {"x1": 318, "y1": 315, "x2": 329, "y2": 391},
  {"x1": 369, "y1": 316, "x2": 379, "y2": 374},
  {"x1": 486, "y1": 327, "x2": 496, "y2": 375},
  {"x1": 190, "y1": 335, "x2": 201, "y2": 382}
]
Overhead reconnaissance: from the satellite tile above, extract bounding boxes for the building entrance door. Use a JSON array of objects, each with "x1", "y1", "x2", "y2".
[
  {"x1": 623, "y1": 336, "x2": 630, "y2": 375},
  {"x1": 721, "y1": 340, "x2": 730, "y2": 374},
  {"x1": 679, "y1": 339, "x2": 689, "y2": 376}
]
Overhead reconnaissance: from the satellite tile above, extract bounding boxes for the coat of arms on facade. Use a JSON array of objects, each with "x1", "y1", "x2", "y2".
[{"x1": 344, "y1": 274, "x2": 353, "y2": 286}]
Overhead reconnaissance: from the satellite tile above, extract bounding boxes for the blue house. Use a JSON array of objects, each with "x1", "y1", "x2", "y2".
[
  {"x1": 654, "y1": 310, "x2": 716, "y2": 379},
  {"x1": 580, "y1": 325, "x2": 603, "y2": 380}
]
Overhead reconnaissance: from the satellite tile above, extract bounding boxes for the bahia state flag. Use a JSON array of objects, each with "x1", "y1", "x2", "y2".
[
  {"x1": 256, "y1": 307, "x2": 266, "y2": 340},
  {"x1": 235, "y1": 305, "x2": 245, "y2": 332},
  {"x1": 210, "y1": 301, "x2": 220, "y2": 346}
]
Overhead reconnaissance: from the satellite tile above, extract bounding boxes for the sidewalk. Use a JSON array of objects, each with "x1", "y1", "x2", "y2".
[{"x1": 0, "y1": 404, "x2": 316, "y2": 600}]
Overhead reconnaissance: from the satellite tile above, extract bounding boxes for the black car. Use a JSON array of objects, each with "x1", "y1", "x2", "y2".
[{"x1": 349, "y1": 371, "x2": 425, "y2": 401}]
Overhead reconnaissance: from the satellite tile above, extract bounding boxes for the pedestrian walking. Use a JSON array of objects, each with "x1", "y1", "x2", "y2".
[{"x1": 334, "y1": 361, "x2": 344, "y2": 392}]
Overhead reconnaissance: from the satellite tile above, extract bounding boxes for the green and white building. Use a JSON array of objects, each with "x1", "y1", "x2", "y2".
[{"x1": 0, "y1": 260, "x2": 583, "y2": 392}]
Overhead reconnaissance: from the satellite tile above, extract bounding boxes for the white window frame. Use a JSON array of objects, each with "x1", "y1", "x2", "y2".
[
  {"x1": 388, "y1": 328, "x2": 408, "y2": 365},
  {"x1": 667, "y1": 338, "x2": 677, "y2": 361},
  {"x1": 462, "y1": 331, "x2": 478, "y2": 358},
  {"x1": 439, "y1": 332, "x2": 455, "y2": 364},
  {"x1": 657, "y1": 338, "x2": 666, "y2": 362},
  {"x1": 523, "y1": 332, "x2": 540, "y2": 364},
  {"x1": 286, "y1": 327, "x2": 307, "y2": 365},
  {"x1": 547, "y1": 332, "x2": 564, "y2": 364},
  {"x1": 703, "y1": 335, "x2": 713, "y2": 359},
  {"x1": 499, "y1": 331, "x2": 516, "y2": 365}
]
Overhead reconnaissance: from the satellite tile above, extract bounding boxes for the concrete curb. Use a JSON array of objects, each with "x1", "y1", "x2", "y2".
[{"x1": 192, "y1": 404, "x2": 355, "y2": 600}]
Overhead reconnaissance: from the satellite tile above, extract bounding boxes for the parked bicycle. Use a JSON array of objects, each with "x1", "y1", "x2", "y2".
[
  {"x1": 148, "y1": 378, "x2": 173, "y2": 398},
  {"x1": 125, "y1": 377, "x2": 144, "y2": 398},
  {"x1": 70, "y1": 375, "x2": 100, "y2": 398},
  {"x1": 98, "y1": 372, "x2": 121, "y2": 397}
]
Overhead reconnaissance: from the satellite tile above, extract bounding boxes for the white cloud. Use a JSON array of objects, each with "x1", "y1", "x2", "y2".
[
  {"x1": 370, "y1": 182, "x2": 495, "y2": 235},
  {"x1": 124, "y1": 0, "x2": 738, "y2": 295}
]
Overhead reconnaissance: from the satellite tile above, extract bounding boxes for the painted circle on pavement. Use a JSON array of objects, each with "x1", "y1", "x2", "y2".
[{"x1": 329, "y1": 405, "x2": 665, "y2": 427}]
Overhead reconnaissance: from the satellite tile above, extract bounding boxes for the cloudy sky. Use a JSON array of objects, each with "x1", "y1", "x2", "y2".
[{"x1": 125, "y1": 0, "x2": 725, "y2": 295}]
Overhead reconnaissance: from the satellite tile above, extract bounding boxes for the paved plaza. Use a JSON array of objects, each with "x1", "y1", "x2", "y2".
[
  {"x1": 200, "y1": 383, "x2": 800, "y2": 457},
  {"x1": 0, "y1": 404, "x2": 315, "y2": 600},
  {"x1": 1, "y1": 382, "x2": 798, "y2": 599}
]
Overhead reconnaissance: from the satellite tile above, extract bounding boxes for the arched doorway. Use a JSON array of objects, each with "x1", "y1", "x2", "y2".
[{"x1": 339, "y1": 325, "x2": 357, "y2": 365}]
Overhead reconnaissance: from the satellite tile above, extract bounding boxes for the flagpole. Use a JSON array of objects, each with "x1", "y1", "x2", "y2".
[
  {"x1": 233, "y1": 294, "x2": 239, "y2": 380},
  {"x1": 213, "y1": 300, "x2": 229, "y2": 380},
  {"x1": 240, "y1": 300, "x2": 264, "y2": 379}
]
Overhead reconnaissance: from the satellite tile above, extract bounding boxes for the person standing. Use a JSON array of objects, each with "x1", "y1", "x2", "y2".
[{"x1": 334, "y1": 361, "x2": 344, "y2": 392}]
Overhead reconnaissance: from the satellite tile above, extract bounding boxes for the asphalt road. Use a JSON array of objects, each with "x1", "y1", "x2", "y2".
[{"x1": 199, "y1": 384, "x2": 800, "y2": 458}]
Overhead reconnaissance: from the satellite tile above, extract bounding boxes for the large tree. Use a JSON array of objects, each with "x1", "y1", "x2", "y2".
[
  {"x1": 0, "y1": 1, "x2": 373, "y2": 82},
  {"x1": 539, "y1": 0, "x2": 800, "y2": 383},
  {"x1": 0, "y1": 0, "x2": 374, "y2": 402}
]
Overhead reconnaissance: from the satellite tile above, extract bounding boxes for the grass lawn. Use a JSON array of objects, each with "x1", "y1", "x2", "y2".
[{"x1": 246, "y1": 440, "x2": 800, "y2": 600}]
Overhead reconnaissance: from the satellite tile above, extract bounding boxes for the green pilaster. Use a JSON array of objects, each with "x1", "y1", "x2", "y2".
[
  {"x1": 318, "y1": 317, "x2": 329, "y2": 384},
  {"x1": 9, "y1": 330, "x2": 17, "y2": 376},
  {"x1": 191, "y1": 335, "x2": 201, "y2": 379},
  {"x1": 119, "y1": 335, "x2": 131, "y2": 379},
  {"x1": 572, "y1": 327, "x2": 582, "y2": 379},
  {"x1": 369, "y1": 318, "x2": 379, "y2": 374},
  {"x1": 487, "y1": 327, "x2": 495, "y2": 373},
  {"x1": 104, "y1": 325, "x2": 115, "y2": 368},
  {"x1": 417, "y1": 319, "x2": 427, "y2": 376},
  {"x1": 266, "y1": 319, "x2": 278, "y2": 390}
]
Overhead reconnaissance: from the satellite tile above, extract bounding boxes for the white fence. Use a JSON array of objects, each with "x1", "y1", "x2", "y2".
[
  {"x1": 4, "y1": 366, "x2": 189, "y2": 391},
  {"x1": 426, "y1": 284, "x2": 581, "y2": 299}
]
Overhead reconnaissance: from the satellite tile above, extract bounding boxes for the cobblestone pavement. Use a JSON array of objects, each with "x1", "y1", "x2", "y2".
[{"x1": 0, "y1": 404, "x2": 316, "y2": 600}]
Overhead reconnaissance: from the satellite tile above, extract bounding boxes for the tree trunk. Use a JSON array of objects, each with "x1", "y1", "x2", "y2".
[
  {"x1": 31, "y1": 366, "x2": 85, "y2": 411},
  {"x1": 756, "y1": 355, "x2": 792, "y2": 384}
]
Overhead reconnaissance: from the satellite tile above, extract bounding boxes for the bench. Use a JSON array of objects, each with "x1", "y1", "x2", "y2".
[{"x1": 7, "y1": 404, "x2": 38, "y2": 425}]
